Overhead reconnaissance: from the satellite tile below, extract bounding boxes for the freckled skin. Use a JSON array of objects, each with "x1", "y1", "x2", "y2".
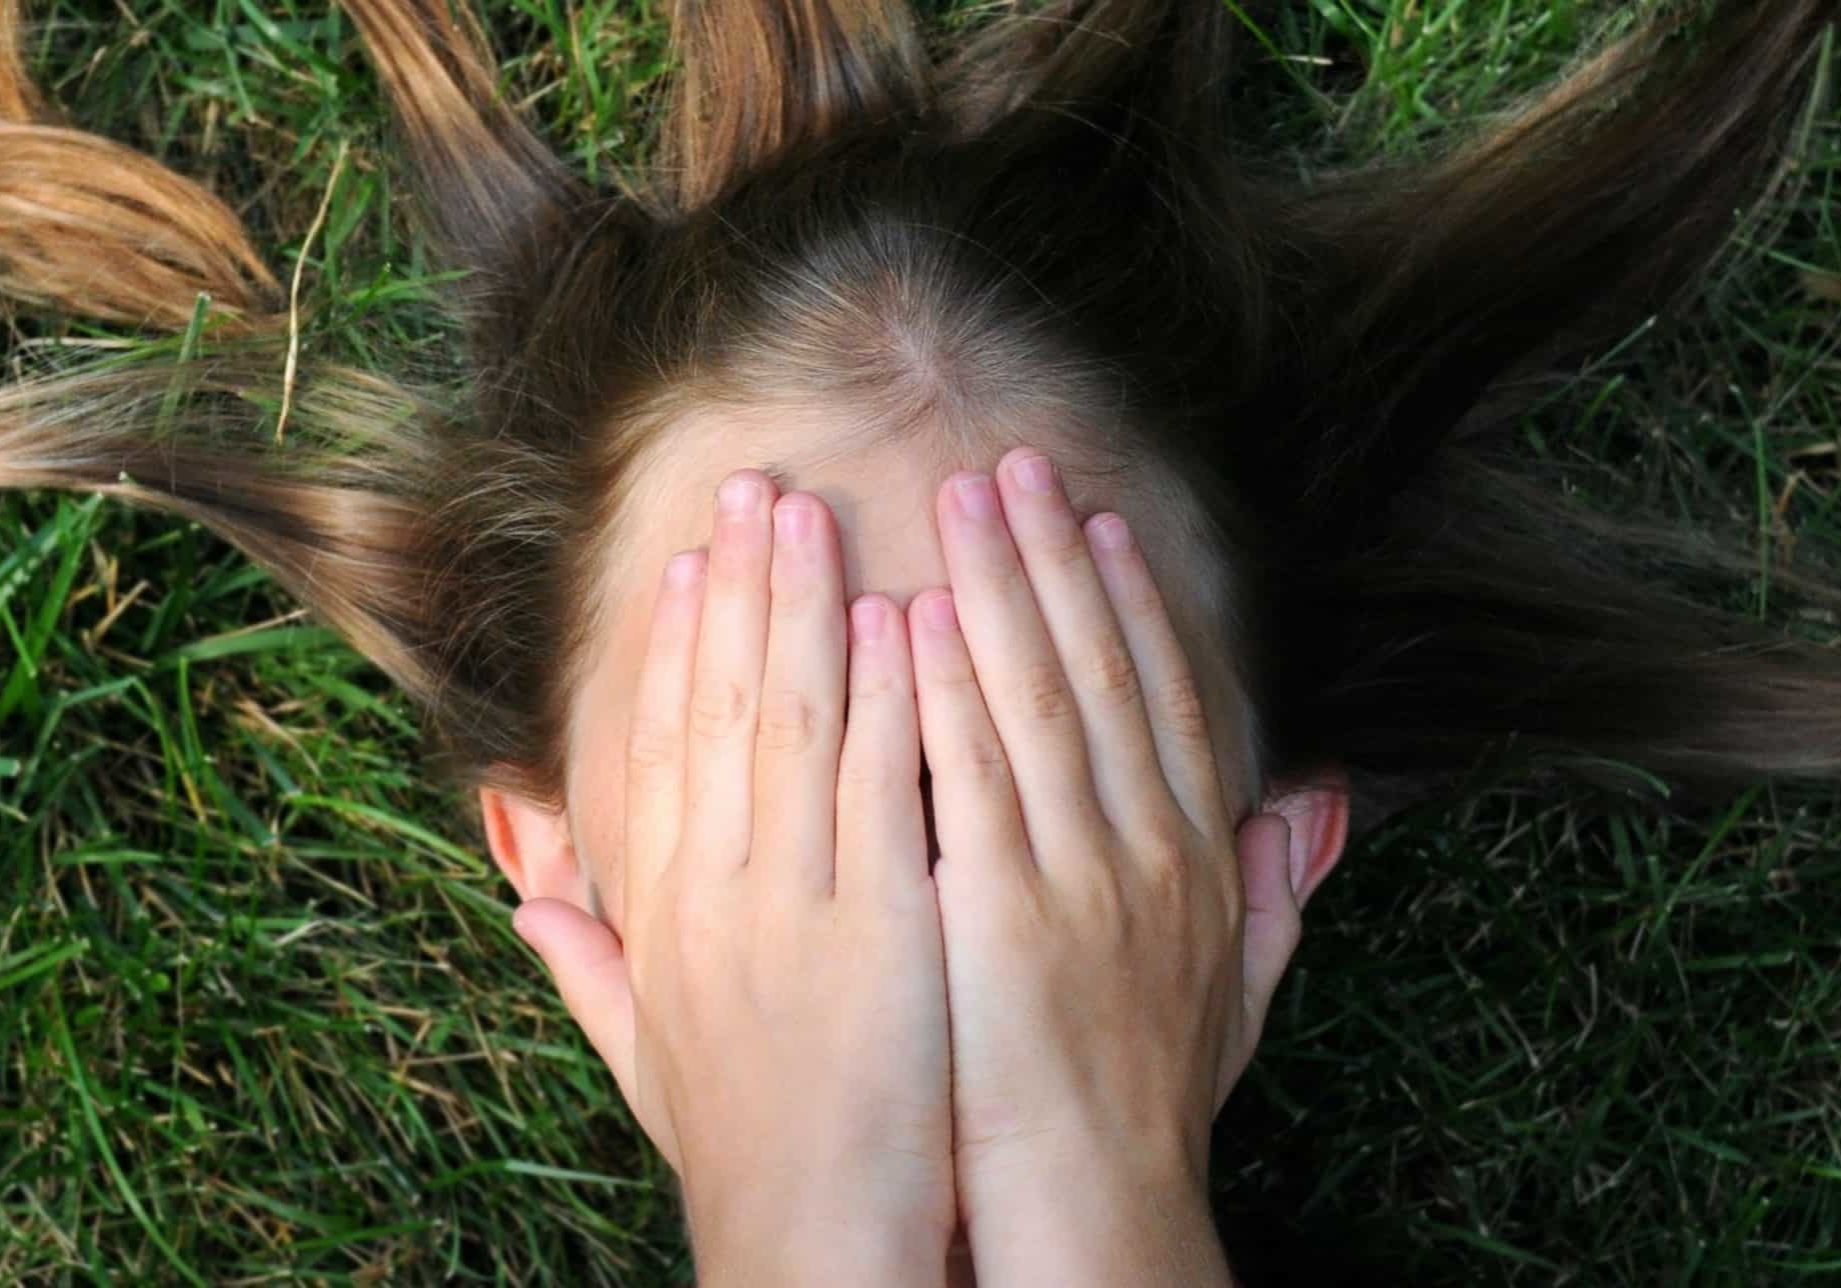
[{"x1": 563, "y1": 404, "x2": 1256, "y2": 943}]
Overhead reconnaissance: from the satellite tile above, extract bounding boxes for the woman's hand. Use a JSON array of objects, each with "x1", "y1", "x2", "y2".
[
  {"x1": 908, "y1": 447, "x2": 1300, "y2": 1286},
  {"x1": 512, "y1": 470, "x2": 954, "y2": 1286}
]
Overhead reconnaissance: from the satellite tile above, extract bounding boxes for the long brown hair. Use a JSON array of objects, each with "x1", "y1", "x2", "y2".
[{"x1": 2, "y1": 0, "x2": 1836, "y2": 839}]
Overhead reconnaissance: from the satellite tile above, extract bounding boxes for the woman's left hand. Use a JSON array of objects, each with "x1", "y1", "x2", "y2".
[{"x1": 510, "y1": 469, "x2": 955, "y2": 1284}]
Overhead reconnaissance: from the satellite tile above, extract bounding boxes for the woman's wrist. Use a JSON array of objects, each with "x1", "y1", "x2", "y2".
[
  {"x1": 961, "y1": 1139, "x2": 1230, "y2": 1288},
  {"x1": 687, "y1": 1182, "x2": 949, "y2": 1288},
  {"x1": 695, "y1": 1232, "x2": 947, "y2": 1288}
]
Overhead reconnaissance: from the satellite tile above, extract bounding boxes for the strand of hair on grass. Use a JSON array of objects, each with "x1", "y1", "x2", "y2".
[
  {"x1": 277, "y1": 140, "x2": 349, "y2": 447},
  {"x1": 154, "y1": 293, "x2": 214, "y2": 438}
]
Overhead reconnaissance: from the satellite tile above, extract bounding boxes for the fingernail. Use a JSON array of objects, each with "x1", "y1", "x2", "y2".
[
  {"x1": 851, "y1": 597, "x2": 885, "y2": 643},
  {"x1": 665, "y1": 550, "x2": 702, "y2": 589},
  {"x1": 922, "y1": 591, "x2": 958, "y2": 633},
  {"x1": 1091, "y1": 514, "x2": 1131, "y2": 551},
  {"x1": 718, "y1": 475, "x2": 762, "y2": 517},
  {"x1": 953, "y1": 474, "x2": 999, "y2": 520},
  {"x1": 774, "y1": 498, "x2": 813, "y2": 543},
  {"x1": 1012, "y1": 454, "x2": 1058, "y2": 496}
]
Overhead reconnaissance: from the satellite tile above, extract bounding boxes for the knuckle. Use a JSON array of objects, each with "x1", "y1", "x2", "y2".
[
  {"x1": 1134, "y1": 822, "x2": 1193, "y2": 888},
  {"x1": 1151, "y1": 671, "x2": 1211, "y2": 743},
  {"x1": 1231, "y1": 878, "x2": 1266, "y2": 942},
  {"x1": 756, "y1": 687, "x2": 823, "y2": 755},
  {"x1": 1069, "y1": 868, "x2": 1126, "y2": 927},
  {"x1": 837, "y1": 746, "x2": 902, "y2": 794},
  {"x1": 625, "y1": 715, "x2": 682, "y2": 772},
  {"x1": 1136, "y1": 858, "x2": 1192, "y2": 947},
  {"x1": 1014, "y1": 660, "x2": 1077, "y2": 724},
  {"x1": 961, "y1": 733, "x2": 1014, "y2": 790},
  {"x1": 1036, "y1": 523, "x2": 1093, "y2": 572},
  {"x1": 985, "y1": 554, "x2": 1032, "y2": 599},
  {"x1": 1075, "y1": 641, "x2": 1143, "y2": 708},
  {"x1": 918, "y1": 631, "x2": 984, "y2": 698},
  {"x1": 689, "y1": 677, "x2": 752, "y2": 741},
  {"x1": 934, "y1": 654, "x2": 984, "y2": 695},
  {"x1": 850, "y1": 645, "x2": 906, "y2": 702}
]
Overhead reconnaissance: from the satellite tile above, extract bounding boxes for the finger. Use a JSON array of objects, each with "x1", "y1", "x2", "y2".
[
  {"x1": 993, "y1": 448, "x2": 1171, "y2": 847},
  {"x1": 681, "y1": 469, "x2": 780, "y2": 880},
  {"x1": 835, "y1": 593, "x2": 930, "y2": 909},
  {"x1": 511, "y1": 898, "x2": 666, "y2": 1160},
  {"x1": 1084, "y1": 510, "x2": 1229, "y2": 839},
  {"x1": 909, "y1": 586, "x2": 1033, "y2": 888},
  {"x1": 623, "y1": 547, "x2": 709, "y2": 917},
  {"x1": 750, "y1": 493, "x2": 848, "y2": 897},
  {"x1": 1224, "y1": 812, "x2": 1299, "y2": 1112},
  {"x1": 934, "y1": 470, "x2": 1108, "y2": 874}
]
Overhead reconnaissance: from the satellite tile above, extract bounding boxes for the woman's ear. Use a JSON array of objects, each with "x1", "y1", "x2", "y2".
[
  {"x1": 1259, "y1": 764, "x2": 1352, "y2": 910},
  {"x1": 479, "y1": 785, "x2": 594, "y2": 913}
]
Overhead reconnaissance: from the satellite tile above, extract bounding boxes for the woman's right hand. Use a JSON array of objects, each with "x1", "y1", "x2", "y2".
[{"x1": 909, "y1": 447, "x2": 1302, "y2": 1285}]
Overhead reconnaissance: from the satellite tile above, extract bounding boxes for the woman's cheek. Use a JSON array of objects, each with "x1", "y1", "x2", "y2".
[
  {"x1": 568, "y1": 702, "x2": 632, "y2": 939},
  {"x1": 601, "y1": 716, "x2": 630, "y2": 938}
]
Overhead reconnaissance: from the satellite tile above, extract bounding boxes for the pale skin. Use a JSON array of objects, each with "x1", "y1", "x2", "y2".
[{"x1": 485, "y1": 421, "x2": 1353, "y2": 1284}]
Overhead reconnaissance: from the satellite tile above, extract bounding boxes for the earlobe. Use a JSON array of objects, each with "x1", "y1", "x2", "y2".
[
  {"x1": 479, "y1": 785, "x2": 582, "y2": 905},
  {"x1": 1260, "y1": 764, "x2": 1352, "y2": 910}
]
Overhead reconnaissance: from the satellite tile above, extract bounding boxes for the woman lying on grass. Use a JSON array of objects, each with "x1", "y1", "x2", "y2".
[{"x1": 3, "y1": 0, "x2": 1838, "y2": 1281}]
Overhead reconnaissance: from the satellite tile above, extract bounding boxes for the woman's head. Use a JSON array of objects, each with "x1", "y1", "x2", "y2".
[
  {"x1": 383, "y1": 0, "x2": 1307, "y2": 903},
  {"x1": 4, "y1": 0, "x2": 1838, "y2": 934},
  {"x1": 453, "y1": 149, "x2": 1304, "y2": 922}
]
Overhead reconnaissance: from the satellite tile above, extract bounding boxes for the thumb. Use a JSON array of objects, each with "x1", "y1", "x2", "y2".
[
  {"x1": 512, "y1": 898, "x2": 639, "y2": 1110},
  {"x1": 1219, "y1": 813, "x2": 1299, "y2": 1112},
  {"x1": 1238, "y1": 812, "x2": 1301, "y2": 1044}
]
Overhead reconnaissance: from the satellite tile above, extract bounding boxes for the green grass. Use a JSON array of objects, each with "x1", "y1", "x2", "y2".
[{"x1": 3, "y1": 1, "x2": 1838, "y2": 1283}]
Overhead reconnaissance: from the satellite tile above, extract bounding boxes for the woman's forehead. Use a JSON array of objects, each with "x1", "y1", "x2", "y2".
[
  {"x1": 605, "y1": 404, "x2": 1253, "y2": 793},
  {"x1": 607, "y1": 401, "x2": 1227, "y2": 652},
  {"x1": 620, "y1": 406, "x2": 969, "y2": 609}
]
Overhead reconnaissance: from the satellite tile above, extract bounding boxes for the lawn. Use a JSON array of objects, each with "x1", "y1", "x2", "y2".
[{"x1": 3, "y1": 1, "x2": 1838, "y2": 1283}]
